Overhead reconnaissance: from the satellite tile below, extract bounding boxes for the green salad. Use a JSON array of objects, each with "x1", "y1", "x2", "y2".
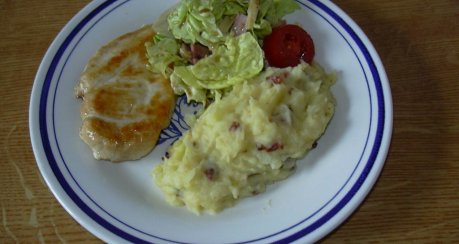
[{"x1": 146, "y1": 0, "x2": 300, "y2": 104}]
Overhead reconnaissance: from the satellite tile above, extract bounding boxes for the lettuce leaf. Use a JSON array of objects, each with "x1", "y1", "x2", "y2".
[
  {"x1": 254, "y1": 0, "x2": 300, "y2": 37},
  {"x1": 170, "y1": 33, "x2": 263, "y2": 104},
  {"x1": 167, "y1": 0, "x2": 227, "y2": 47},
  {"x1": 145, "y1": 35, "x2": 185, "y2": 76}
]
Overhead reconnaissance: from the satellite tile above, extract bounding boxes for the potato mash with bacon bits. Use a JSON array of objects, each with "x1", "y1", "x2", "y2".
[{"x1": 153, "y1": 63, "x2": 335, "y2": 214}]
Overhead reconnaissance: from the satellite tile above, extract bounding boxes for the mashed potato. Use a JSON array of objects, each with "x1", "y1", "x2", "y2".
[{"x1": 153, "y1": 63, "x2": 336, "y2": 214}]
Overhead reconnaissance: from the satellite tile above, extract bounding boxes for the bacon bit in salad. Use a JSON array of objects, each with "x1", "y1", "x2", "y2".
[
  {"x1": 190, "y1": 43, "x2": 211, "y2": 64},
  {"x1": 232, "y1": 14, "x2": 248, "y2": 35},
  {"x1": 257, "y1": 142, "x2": 284, "y2": 152},
  {"x1": 229, "y1": 121, "x2": 240, "y2": 131},
  {"x1": 267, "y1": 73, "x2": 288, "y2": 84},
  {"x1": 203, "y1": 166, "x2": 218, "y2": 181}
]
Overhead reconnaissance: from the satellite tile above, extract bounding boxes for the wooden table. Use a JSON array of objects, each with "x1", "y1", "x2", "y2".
[{"x1": 1, "y1": 0, "x2": 458, "y2": 242}]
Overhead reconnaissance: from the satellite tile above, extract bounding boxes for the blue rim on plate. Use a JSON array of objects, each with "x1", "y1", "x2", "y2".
[{"x1": 30, "y1": 0, "x2": 392, "y2": 243}]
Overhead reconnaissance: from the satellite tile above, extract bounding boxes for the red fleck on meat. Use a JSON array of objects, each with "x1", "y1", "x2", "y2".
[
  {"x1": 229, "y1": 121, "x2": 240, "y2": 131},
  {"x1": 257, "y1": 142, "x2": 284, "y2": 152}
]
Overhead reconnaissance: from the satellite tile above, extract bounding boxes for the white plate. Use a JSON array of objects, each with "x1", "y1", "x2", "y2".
[{"x1": 29, "y1": 0, "x2": 392, "y2": 243}]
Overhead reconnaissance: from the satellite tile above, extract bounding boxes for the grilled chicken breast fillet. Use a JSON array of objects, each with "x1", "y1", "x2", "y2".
[{"x1": 75, "y1": 25, "x2": 175, "y2": 162}]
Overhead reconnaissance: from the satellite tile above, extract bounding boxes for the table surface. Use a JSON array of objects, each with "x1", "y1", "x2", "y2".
[{"x1": 1, "y1": 0, "x2": 458, "y2": 243}]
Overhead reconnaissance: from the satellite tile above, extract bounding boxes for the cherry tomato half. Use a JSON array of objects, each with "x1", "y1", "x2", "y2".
[{"x1": 263, "y1": 24, "x2": 315, "y2": 68}]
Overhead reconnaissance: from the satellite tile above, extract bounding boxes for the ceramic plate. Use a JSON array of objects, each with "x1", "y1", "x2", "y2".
[{"x1": 29, "y1": 0, "x2": 392, "y2": 243}]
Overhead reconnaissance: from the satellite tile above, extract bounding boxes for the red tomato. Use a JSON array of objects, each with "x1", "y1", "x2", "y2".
[{"x1": 263, "y1": 24, "x2": 315, "y2": 68}]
